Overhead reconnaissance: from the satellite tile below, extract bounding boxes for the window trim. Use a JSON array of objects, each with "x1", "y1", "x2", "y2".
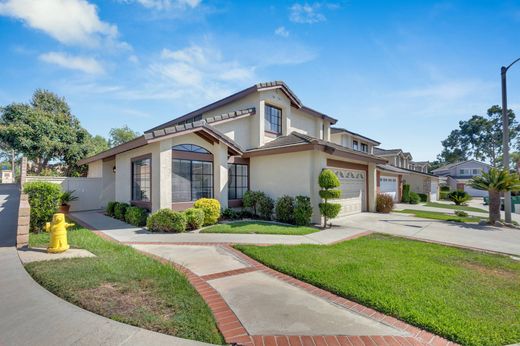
[
  {"x1": 352, "y1": 140, "x2": 359, "y2": 151},
  {"x1": 360, "y1": 143, "x2": 368, "y2": 153},
  {"x1": 130, "y1": 153, "x2": 152, "y2": 209},
  {"x1": 172, "y1": 158, "x2": 214, "y2": 203},
  {"x1": 264, "y1": 104, "x2": 282, "y2": 135},
  {"x1": 228, "y1": 163, "x2": 249, "y2": 201}
]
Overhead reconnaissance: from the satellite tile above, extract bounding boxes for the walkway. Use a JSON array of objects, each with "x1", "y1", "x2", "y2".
[{"x1": 0, "y1": 184, "x2": 207, "y2": 346}]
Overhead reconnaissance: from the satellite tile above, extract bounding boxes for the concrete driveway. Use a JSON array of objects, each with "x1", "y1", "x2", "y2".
[{"x1": 337, "y1": 212, "x2": 520, "y2": 256}]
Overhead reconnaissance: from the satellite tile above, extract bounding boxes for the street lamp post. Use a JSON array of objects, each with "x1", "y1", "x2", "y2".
[{"x1": 501, "y1": 57, "x2": 520, "y2": 224}]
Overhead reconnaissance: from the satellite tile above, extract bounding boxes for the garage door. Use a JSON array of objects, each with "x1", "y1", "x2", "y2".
[
  {"x1": 329, "y1": 168, "x2": 366, "y2": 217},
  {"x1": 464, "y1": 186, "x2": 488, "y2": 197},
  {"x1": 430, "y1": 180, "x2": 439, "y2": 201},
  {"x1": 380, "y1": 176, "x2": 398, "y2": 201}
]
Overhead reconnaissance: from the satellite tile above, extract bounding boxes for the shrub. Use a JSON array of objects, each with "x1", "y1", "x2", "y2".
[
  {"x1": 146, "y1": 209, "x2": 187, "y2": 232},
  {"x1": 238, "y1": 209, "x2": 253, "y2": 219},
  {"x1": 222, "y1": 208, "x2": 239, "y2": 220},
  {"x1": 258, "y1": 195, "x2": 274, "y2": 220},
  {"x1": 318, "y1": 169, "x2": 341, "y2": 227},
  {"x1": 106, "y1": 201, "x2": 118, "y2": 217},
  {"x1": 376, "y1": 194, "x2": 394, "y2": 213},
  {"x1": 440, "y1": 186, "x2": 450, "y2": 192},
  {"x1": 114, "y1": 202, "x2": 130, "y2": 221},
  {"x1": 294, "y1": 195, "x2": 313, "y2": 226},
  {"x1": 409, "y1": 192, "x2": 420, "y2": 204},
  {"x1": 448, "y1": 191, "x2": 471, "y2": 205},
  {"x1": 125, "y1": 206, "x2": 148, "y2": 227},
  {"x1": 417, "y1": 193, "x2": 428, "y2": 202},
  {"x1": 243, "y1": 191, "x2": 265, "y2": 217},
  {"x1": 440, "y1": 191, "x2": 449, "y2": 200},
  {"x1": 194, "y1": 198, "x2": 221, "y2": 225},
  {"x1": 23, "y1": 182, "x2": 61, "y2": 232},
  {"x1": 402, "y1": 184, "x2": 411, "y2": 203},
  {"x1": 454, "y1": 210, "x2": 469, "y2": 217},
  {"x1": 275, "y1": 195, "x2": 295, "y2": 224},
  {"x1": 185, "y1": 208, "x2": 205, "y2": 230}
]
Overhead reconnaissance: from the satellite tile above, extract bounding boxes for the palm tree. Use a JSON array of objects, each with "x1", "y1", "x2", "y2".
[{"x1": 469, "y1": 168, "x2": 520, "y2": 225}]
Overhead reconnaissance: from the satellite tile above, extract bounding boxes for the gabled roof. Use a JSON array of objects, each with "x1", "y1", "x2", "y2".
[
  {"x1": 431, "y1": 159, "x2": 491, "y2": 173},
  {"x1": 411, "y1": 161, "x2": 429, "y2": 165},
  {"x1": 330, "y1": 127, "x2": 381, "y2": 145},
  {"x1": 377, "y1": 164, "x2": 438, "y2": 178},
  {"x1": 244, "y1": 132, "x2": 387, "y2": 164},
  {"x1": 146, "y1": 81, "x2": 337, "y2": 134},
  {"x1": 373, "y1": 148, "x2": 403, "y2": 156}
]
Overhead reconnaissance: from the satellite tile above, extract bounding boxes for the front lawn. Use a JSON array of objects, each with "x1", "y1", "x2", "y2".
[
  {"x1": 200, "y1": 221, "x2": 318, "y2": 235},
  {"x1": 235, "y1": 234, "x2": 520, "y2": 346},
  {"x1": 396, "y1": 209, "x2": 484, "y2": 223},
  {"x1": 27, "y1": 229, "x2": 223, "y2": 344},
  {"x1": 424, "y1": 202, "x2": 488, "y2": 213}
]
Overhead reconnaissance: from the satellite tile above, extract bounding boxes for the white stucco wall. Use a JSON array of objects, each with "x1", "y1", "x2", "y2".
[
  {"x1": 101, "y1": 159, "x2": 115, "y2": 206},
  {"x1": 87, "y1": 160, "x2": 103, "y2": 178}
]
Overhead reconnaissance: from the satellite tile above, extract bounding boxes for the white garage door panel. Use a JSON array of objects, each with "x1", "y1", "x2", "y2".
[
  {"x1": 329, "y1": 168, "x2": 366, "y2": 217},
  {"x1": 464, "y1": 186, "x2": 488, "y2": 197},
  {"x1": 380, "y1": 176, "x2": 398, "y2": 201}
]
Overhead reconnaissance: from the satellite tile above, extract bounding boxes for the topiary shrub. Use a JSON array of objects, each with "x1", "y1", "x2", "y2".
[
  {"x1": 275, "y1": 195, "x2": 295, "y2": 224},
  {"x1": 146, "y1": 209, "x2": 187, "y2": 232},
  {"x1": 194, "y1": 198, "x2": 221, "y2": 225},
  {"x1": 318, "y1": 169, "x2": 342, "y2": 227},
  {"x1": 402, "y1": 184, "x2": 411, "y2": 203},
  {"x1": 258, "y1": 195, "x2": 274, "y2": 220},
  {"x1": 243, "y1": 191, "x2": 265, "y2": 217},
  {"x1": 23, "y1": 181, "x2": 61, "y2": 232},
  {"x1": 222, "y1": 208, "x2": 239, "y2": 220},
  {"x1": 409, "y1": 192, "x2": 420, "y2": 204},
  {"x1": 114, "y1": 202, "x2": 130, "y2": 221},
  {"x1": 417, "y1": 193, "x2": 428, "y2": 203},
  {"x1": 294, "y1": 195, "x2": 313, "y2": 226},
  {"x1": 106, "y1": 201, "x2": 118, "y2": 217},
  {"x1": 125, "y1": 206, "x2": 148, "y2": 227},
  {"x1": 376, "y1": 193, "x2": 394, "y2": 213},
  {"x1": 448, "y1": 190, "x2": 471, "y2": 206},
  {"x1": 185, "y1": 208, "x2": 205, "y2": 230}
]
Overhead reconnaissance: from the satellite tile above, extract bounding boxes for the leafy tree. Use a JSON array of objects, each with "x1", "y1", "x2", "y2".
[
  {"x1": 438, "y1": 106, "x2": 519, "y2": 167},
  {"x1": 318, "y1": 169, "x2": 342, "y2": 228},
  {"x1": 469, "y1": 168, "x2": 520, "y2": 225},
  {"x1": 109, "y1": 125, "x2": 140, "y2": 147}
]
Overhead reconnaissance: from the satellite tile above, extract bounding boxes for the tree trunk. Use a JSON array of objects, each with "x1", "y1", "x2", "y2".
[{"x1": 488, "y1": 189, "x2": 501, "y2": 225}]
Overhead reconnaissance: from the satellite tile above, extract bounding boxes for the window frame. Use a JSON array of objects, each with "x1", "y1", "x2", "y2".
[
  {"x1": 360, "y1": 143, "x2": 368, "y2": 152},
  {"x1": 264, "y1": 104, "x2": 282, "y2": 135},
  {"x1": 352, "y1": 140, "x2": 359, "y2": 151},
  {"x1": 228, "y1": 163, "x2": 249, "y2": 200},
  {"x1": 172, "y1": 158, "x2": 214, "y2": 203},
  {"x1": 130, "y1": 154, "x2": 152, "y2": 209}
]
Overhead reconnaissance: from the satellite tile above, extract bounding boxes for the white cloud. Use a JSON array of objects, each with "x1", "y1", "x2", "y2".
[
  {"x1": 120, "y1": 0, "x2": 200, "y2": 10},
  {"x1": 39, "y1": 52, "x2": 104, "y2": 74},
  {"x1": 0, "y1": 0, "x2": 121, "y2": 48},
  {"x1": 289, "y1": 3, "x2": 326, "y2": 24},
  {"x1": 275, "y1": 26, "x2": 289, "y2": 37}
]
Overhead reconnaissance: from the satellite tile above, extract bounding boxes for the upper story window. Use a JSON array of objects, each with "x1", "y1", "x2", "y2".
[
  {"x1": 172, "y1": 144, "x2": 210, "y2": 153},
  {"x1": 352, "y1": 140, "x2": 359, "y2": 151},
  {"x1": 131, "y1": 156, "x2": 151, "y2": 202},
  {"x1": 265, "y1": 105, "x2": 282, "y2": 134},
  {"x1": 472, "y1": 169, "x2": 479, "y2": 175},
  {"x1": 459, "y1": 168, "x2": 465, "y2": 175},
  {"x1": 360, "y1": 143, "x2": 368, "y2": 152}
]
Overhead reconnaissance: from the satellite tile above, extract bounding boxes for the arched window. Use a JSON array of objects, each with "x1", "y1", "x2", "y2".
[{"x1": 172, "y1": 144, "x2": 210, "y2": 154}]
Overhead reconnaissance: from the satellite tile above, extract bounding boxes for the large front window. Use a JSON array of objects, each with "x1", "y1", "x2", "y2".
[
  {"x1": 172, "y1": 159, "x2": 213, "y2": 202},
  {"x1": 131, "y1": 157, "x2": 151, "y2": 202},
  {"x1": 265, "y1": 104, "x2": 282, "y2": 134},
  {"x1": 228, "y1": 164, "x2": 248, "y2": 200}
]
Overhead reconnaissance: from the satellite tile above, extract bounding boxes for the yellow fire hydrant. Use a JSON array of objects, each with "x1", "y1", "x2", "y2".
[{"x1": 45, "y1": 213, "x2": 74, "y2": 253}]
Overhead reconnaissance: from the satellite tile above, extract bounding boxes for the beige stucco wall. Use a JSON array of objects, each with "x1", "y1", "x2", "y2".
[
  {"x1": 101, "y1": 159, "x2": 115, "y2": 206},
  {"x1": 87, "y1": 160, "x2": 103, "y2": 178},
  {"x1": 330, "y1": 132, "x2": 374, "y2": 154}
]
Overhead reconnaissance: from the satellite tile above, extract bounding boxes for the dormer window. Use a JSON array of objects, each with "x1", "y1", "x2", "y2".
[
  {"x1": 353, "y1": 140, "x2": 359, "y2": 151},
  {"x1": 361, "y1": 143, "x2": 368, "y2": 152},
  {"x1": 265, "y1": 105, "x2": 282, "y2": 134}
]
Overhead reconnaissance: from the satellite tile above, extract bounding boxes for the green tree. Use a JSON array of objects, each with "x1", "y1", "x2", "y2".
[
  {"x1": 318, "y1": 169, "x2": 342, "y2": 228},
  {"x1": 438, "y1": 106, "x2": 519, "y2": 167},
  {"x1": 469, "y1": 168, "x2": 520, "y2": 225},
  {"x1": 109, "y1": 125, "x2": 140, "y2": 147}
]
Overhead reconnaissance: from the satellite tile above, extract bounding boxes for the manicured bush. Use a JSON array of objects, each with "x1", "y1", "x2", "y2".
[
  {"x1": 440, "y1": 191, "x2": 449, "y2": 200},
  {"x1": 454, "y1": 210, "x2": 469, "y2": 217},
  {"x1": 125, "y1": 206, "x2": 148, "y2": 227},
  {"x1": 258, "y1": 195, "x2": 274, "y2": 220},
  {"x1": 23, "y1": 182, "x2": 61, "y2": 232},
  {"x1": 402, "y1": 184, "x2": 411, "y2": 203},
  {"x1": 376, "y1": 193, "x2": 394, "y2": 213},
  {"x1": 106, "y1": 201, "x2": 118, "y2": 217},
  {"x1": 417, "y1": 193, "x2": 428, "y2": 202},
  {"x1": 146, "y1": 209, "x2": 187, "y2": 233},
  {"x1": 243, "y1": 191, "x2": 265, "y2": 217},
  {"x1": 185, "y1": 208, "x2": 205, "y2": 230},
  {"x1": 114, "y1": 202, "x2": 130, "y2": 221},
  {"x1": 194, "y1": 198, "x2": 221, "y2": 225},
  {"x1": 409, "y1": 192, "x2": 420, "y2": 204},
  {"x1": 448, "y1": 190, "x2": 471, "y2": 206},
  {"x1": 294, "y1": 195, "x2": 313, "y2": 226},
  {"x1": 238, "y1": 209, "x2": 253, "y2": 219},
  {"x1": 222, "y1": 208, "x2": 239, "y2": 220},
  {"x1": 318, "y1": 169, "x2": 342, "y2": 227},
  {"x1": 275, "y1": 195, "x2": 295, "y2": 224},
  {"x1": 440, "y1": 186, "x2": 450, "y2": 192}
]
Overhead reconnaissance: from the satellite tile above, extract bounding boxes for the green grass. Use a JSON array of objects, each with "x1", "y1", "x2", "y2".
[
  {"x1": 200, "y1": 221, "x2": 319, "y2": 235},
  {"x1": 424, "y1": 202, "x2": 488, "y2": 213},
  {"x1": 235, "y1": 234, "x2": 520, "y2": 346},
  {"x1": 27, "y1": 228, "x2": 223, "y2": 344},
  {"x1": 396, "y1": 209, "x2": 485, "y2": 223}
]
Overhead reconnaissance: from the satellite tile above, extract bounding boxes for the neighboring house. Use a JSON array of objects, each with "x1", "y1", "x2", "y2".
[
  {"x1": 431, "y1": 160, "x2": 491, "y2": 197},
  {"x1": 79, "y1": 81, "x2": 387, "y2": 224},
  {"x1": 372, "y1": 148, "x2": 439, "y2": 201}
]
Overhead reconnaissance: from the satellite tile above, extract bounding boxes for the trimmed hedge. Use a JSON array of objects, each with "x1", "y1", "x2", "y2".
[
  {"x1": 194, "y1": 198, "x2": 221, "y2": 225},
  {"x1": 23, "y1": 182, "x2": 61, "y2": 232},
  {"x1": 146, "y1": 209, "x2": 187, "y2": 233},
  {"x1": 125, "y1": 206, "x2": 148, "y2": 227},
  {"x1": 222, "y1": 208, "x2": 239, "y2": 220},
  {"x1": 376, "y1": 193, "x2": 394, "y2": 213},
  {"x1": 106, "y1": 201, "x2": 118, "y2": 217},
  {"x1": 185, "y1": 208, "x2": 205, "y2": 230},
  {"x1": 409, "y1": 192, "x2": 420, "y2": 204},
  {"x1": 258, "y1": 195, "x2": 274, "y2": 220},
  {"x1": 294, "y1": 195, "x2": 313, "y2": 226},
  {"x1": 275, "y1": 195, "x2": 295, "y2": 224},
  {"x1": 402, "y1": 184, "x2": 411, "y2": 203},
  {"x1": 243, "y1": 191, "x2": 265, "y2": 217},
  {"x1": 114, "y1": 202, "x2": 130, "y2": 221},
  {"x1": 417, "y1": 193, "x2": 428, "y2": 203}
]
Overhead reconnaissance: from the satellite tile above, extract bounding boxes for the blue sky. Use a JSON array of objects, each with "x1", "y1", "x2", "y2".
[{"x1": 1, "y1": 0, "x2": 520, "y2": 161}]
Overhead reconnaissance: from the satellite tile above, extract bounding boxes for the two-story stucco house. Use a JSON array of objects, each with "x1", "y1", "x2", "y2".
[
  {"x1": 432, "y1": 160, "x2": 491, "y2": 197},
  {"x1": 79, "y1": 81, "x2": 387, "y2": 224}
]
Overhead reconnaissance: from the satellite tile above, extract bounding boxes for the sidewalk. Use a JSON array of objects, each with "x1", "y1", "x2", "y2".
[{"x1": 0, "y1": 184, "x2": 208, "y2": 346}]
